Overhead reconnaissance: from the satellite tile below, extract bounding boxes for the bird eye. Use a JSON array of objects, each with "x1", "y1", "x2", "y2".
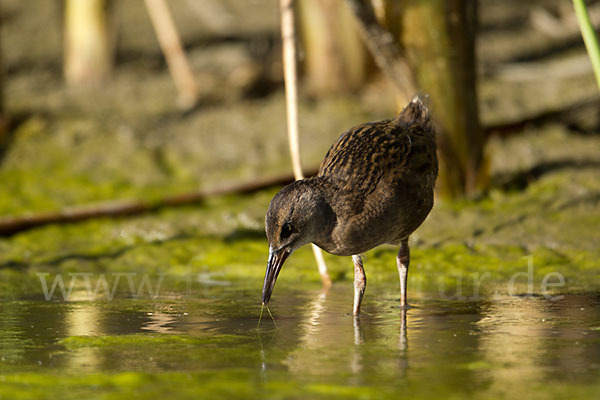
[{"x1": 280, "y1": 222, "x2": 293, "y2": 239}]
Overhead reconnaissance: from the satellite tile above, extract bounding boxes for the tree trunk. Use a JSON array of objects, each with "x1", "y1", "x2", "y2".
[
  {"x1": 389, "y1": 0, "x2": 487, "y2": 198},
  {"x1": 297, "y1": 0, "x2": 370, "y2": 94},
  {"x1": 64, "y1": 0, "x2": 113, "y2": 87}
]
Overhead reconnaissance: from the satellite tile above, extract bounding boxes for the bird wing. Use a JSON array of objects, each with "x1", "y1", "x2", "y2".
[
  {"x1": 318, "y1": 120, "x2": 411, "y2": 194},
  {"x1": 318, "y1": 117, "x2": 437, "y2": 216}
]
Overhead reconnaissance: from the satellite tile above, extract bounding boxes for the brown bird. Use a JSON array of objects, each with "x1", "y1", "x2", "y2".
[{"x1": 262, "y1": 96, "x2": 438, "y2": 315}]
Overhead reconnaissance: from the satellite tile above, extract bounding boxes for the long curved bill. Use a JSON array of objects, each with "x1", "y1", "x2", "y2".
[{"x1": 261, "y1": 248, "x2": 290, "y2": 305}]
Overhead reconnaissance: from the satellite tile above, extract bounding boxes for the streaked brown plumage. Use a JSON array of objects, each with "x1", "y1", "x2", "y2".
[{"x1": 263, "y1": 96, "x2": 438, "y2": 314}]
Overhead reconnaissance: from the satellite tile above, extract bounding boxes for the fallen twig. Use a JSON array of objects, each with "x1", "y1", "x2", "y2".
[{"x1": 0, "y1": 168, "x2": 318, "y2": 236}]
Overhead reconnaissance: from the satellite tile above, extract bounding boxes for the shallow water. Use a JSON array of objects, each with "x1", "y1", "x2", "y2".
[{"x1": 1, "y1": 279, "x2": 599, "y2": 399}]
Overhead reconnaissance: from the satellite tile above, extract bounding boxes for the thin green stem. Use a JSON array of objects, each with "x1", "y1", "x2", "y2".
[{"x1": 573, "y1": 0, "x2": 600, "y2": 89}]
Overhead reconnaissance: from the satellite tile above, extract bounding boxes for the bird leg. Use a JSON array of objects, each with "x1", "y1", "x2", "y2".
[
  {"x1": 397, "y1": 239, "x2": 410, "y2": 307},
  {"x1": 352, "y1": 254, "x2": 366, "y2": 315}
]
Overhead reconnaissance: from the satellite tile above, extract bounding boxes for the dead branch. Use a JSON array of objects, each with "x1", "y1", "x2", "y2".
[
  {"x1": 280, "y1": 0, "x2": 303, "y2": 180},
  {"x1": 344, "y1": 0, "x2": 417, "y2": 97},
  {"x1": 280, "y1": 0, "x2": 330, "y2": 285},
  {"x1": 0, "y1": 168, "x2": 318, "y2": 237},
  {"x1": 145, "y1": 0, "x2": 198, "y2": 109}
]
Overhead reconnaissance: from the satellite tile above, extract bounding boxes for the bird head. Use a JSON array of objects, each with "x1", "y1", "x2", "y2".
[{"x1": 262, "y1": 179, "x2": 333, "y2": 305}]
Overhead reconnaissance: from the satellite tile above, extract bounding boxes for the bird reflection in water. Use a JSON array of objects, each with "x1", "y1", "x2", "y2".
[{"x1": 276, "y1": 285, "x2": 412, "y2": 378}]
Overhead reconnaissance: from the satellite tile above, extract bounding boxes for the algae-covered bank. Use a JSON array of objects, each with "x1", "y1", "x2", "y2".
[{"x1": 2, "y1": 0, "x2": 600, "y2": 399}]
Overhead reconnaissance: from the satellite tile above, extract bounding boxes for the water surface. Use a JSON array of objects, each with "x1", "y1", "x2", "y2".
[{"x1": 1, "y1": 281, "x2": 599, "y2": 399}]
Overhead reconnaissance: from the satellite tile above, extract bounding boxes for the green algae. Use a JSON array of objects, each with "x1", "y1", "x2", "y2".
[
  {"x1": 1, "y1": 204, "x2": 599, "y2": 301},
  {"x1": 59, "y1": 334, "x2": 241, "y2": 349},
  {"x1": 2, "y1": 370, "x2": 598, "y2": 400}
]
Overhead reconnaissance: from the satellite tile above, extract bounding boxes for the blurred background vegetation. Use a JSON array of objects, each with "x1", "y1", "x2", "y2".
[
  {"x1": 0, "y1": 0, "x2": 599, "y2": 241},
  {"x1": 1, "y1": 0, "x2": 599, "y2": 214}
]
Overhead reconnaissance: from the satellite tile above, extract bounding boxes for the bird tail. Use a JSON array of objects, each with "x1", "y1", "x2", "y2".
[{"x1": 394, "y1": 95, "x2": 433, "y2": 135}]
